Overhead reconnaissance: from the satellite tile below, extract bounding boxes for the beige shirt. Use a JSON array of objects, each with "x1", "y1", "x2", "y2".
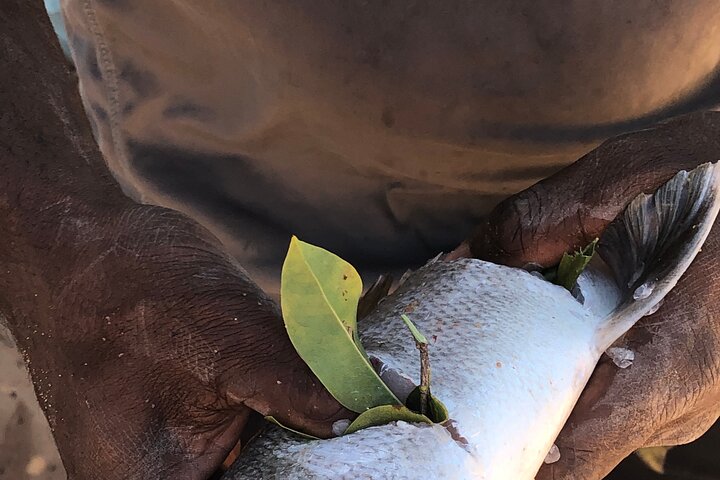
[{"x1": 60, "y1": 0, "x2": 720, "y2": 292}]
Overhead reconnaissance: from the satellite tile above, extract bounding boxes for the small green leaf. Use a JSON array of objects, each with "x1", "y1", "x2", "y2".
[
  {"x1": 405, "y1": 387, "x2": 449, "y2": 424},
  {"x1": 554, "y1": 238, "x2": 598, "y2": 291},
  {"x1": 281, "y1": 237, "x2": 400, "y2": 412},
  {"x1": 343, "y1": 404, "x2": 432, "y2": 435},
  {"x1": 265, "y1": 416, "x2": 320, "y2": 440},
  {"x1": 401, "y1": 314, "x2": 428, "y2": 344}
]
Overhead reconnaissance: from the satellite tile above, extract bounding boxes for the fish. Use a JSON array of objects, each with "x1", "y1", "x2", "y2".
[{"x1": 223, "y1": 163, "x2": 720, "y2": 480}]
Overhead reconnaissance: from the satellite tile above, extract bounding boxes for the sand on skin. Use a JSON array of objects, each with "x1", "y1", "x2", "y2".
[{"x1": 0, "y1": 325, "x2": 65, "y2": 480}]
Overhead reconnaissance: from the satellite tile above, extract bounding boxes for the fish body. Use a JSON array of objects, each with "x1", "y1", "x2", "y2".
[
  {"x1": 229, "y1": 260, "x2": 603, "y2": 480},
  {"x1": 225, "y1": 164, "x2": 720, "y2": 480}
]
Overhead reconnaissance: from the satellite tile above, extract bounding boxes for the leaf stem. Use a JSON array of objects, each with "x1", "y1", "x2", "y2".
[
  {"x1": 418, "y1": 342, "x2": 431, "y2": 416},
  {"x1": 401, "y1": 314, "x2": 431, "y2": 415}
]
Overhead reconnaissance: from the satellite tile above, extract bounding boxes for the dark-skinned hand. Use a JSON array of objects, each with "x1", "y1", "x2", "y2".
[
  {"x1": 6, "y1": 3, "x2": 720, "y2": 479},
  {"x1": 1, "y1": 3, "x2": 351, "y2": 480},
  {"x1": 458, "y1": 111, "x2": 720, "y2": 479}
]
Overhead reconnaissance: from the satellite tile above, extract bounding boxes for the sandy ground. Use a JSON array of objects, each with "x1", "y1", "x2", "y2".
[{"x1": 0, "y1": 326, "x2": 65, "y2": 480}]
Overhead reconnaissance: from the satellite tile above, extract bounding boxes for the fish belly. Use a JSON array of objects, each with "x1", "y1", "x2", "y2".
[
  {"x1": 227, "y1": 259, "x2": 605, "y2": 479},
  {"x1": 360, "y1": 259, "x2": 602, "y2": 479}
]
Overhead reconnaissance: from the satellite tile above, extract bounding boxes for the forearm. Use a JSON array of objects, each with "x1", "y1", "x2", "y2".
[
  {"x1": 0, "y1": 1, "x2": 131, "y2": 219},
  {"x1": 0, "y1": 2, "x2": 133, "y2": 334}
]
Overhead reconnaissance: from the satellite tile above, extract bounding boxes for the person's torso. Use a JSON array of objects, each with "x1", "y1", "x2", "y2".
[{"x1": 59, "y1": 0, "x2": 720, "y2": 291}]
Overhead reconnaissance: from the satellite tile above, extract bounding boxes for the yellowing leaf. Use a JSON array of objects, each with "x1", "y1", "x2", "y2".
[
  {"x1": 280, "y1": 237, "x2": 400, "y2": 412},
  {"x1": 343, "y1": 405, "x2": 432, "y2": 435},
  {"x1": 635, "y1": 446, "x2": 670, "y2": 474}
]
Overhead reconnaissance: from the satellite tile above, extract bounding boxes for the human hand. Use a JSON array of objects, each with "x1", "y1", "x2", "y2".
[
  {"x1": 4, "y1": 203, "x2": 351, "y2": 480},
  {"x1": 461, "y1": 112, "x2": 720, "y2": 479},
  {"x1": 1, "y1": 4, "x2": 351, "y2": 479}
]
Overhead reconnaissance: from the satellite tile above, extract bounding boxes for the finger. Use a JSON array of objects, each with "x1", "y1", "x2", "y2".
[
  {"x1": 146, "y1": 265, "x2": 356, "y2": 439},
  {"x1": 470, "y1": 111, "x2": 720, "y2": 266},
  {"x1": 645, "y1": 407, "x2": 720, "y2": 448},
  {"x1": 227, "y1": 351, "x2": 356, "y2": 439},
  {"x1": 535, "y1": 359, "x2": 649, "y2": 480}
]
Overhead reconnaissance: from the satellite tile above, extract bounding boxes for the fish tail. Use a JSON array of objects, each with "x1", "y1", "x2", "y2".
[{"x1": 595, "y1": 162, "x2": 720, "y2": 351}]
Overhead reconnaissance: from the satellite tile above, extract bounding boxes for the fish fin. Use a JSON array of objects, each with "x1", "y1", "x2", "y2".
[
  {"x1": 595, "y1": 162, "x2": 720, "y2": 351},
  {"x1": 357, "y1": 274, "x2": 394, "y2": 320}
]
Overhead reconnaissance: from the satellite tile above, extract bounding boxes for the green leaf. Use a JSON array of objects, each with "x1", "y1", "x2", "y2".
[
  {"x1": 343, "y1": 404, "x2": 432, "y2": 435},
  {"x1": 280, "y1": 236, "x2": 400, "y2": 412},
  {"x1": 401, "y1": 314, "x2": 428, "y2": 344},
  {"x1": 265, "y1": 416, "x2": 320, "y2": 440},
  {"x1": 554, "y1": 238, "x2": 598, "y2": 291},
  {"x1": 405, "y1": 387, "x2": 449, "y2": 424}
]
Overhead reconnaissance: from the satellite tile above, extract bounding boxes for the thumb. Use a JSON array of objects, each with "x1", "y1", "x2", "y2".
[
  {"x1": 534, "y1": 360, "x2": 647, "y2": 480},
  {"x1": 470, "y1": 111, "x2": 720, "y2": 266},
  {"x1": 230, "y1": 356, "x2": 356, "y2": 439},
  {"x1": 215, "y1": 302, "x2": 355, "y2": 439}
]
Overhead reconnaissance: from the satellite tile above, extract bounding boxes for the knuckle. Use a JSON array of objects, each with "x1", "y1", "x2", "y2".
[
  {"x1": 114, "y1": 204, "x2": 224, "y2": 258},
  {"x1": 646, "y1": 408, "x2": 719, "y2": 446}
]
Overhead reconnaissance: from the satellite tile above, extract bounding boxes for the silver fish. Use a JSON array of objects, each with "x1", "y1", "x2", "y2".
[{"x1": 225, "y1": 163, "x2": 720, "y2": 480}]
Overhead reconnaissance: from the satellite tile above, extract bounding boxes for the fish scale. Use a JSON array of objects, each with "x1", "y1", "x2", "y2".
[
  {"x1": 362, "y1": 259, "x2": 600, "y2": 476},
  {"x1": 225, "y1": 162, "x2": 720, "y2": 480},
  {"x1": 230, "y1": 260, "x2": 599, "y2": 479}
]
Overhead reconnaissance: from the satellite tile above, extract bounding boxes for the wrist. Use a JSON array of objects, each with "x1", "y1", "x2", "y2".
[{"x1": 0, "y1": 193, "x2": 131, "y2": 342}]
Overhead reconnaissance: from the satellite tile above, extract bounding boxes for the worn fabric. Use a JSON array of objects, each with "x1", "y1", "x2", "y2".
[{"x1": 58, "y1": 0, "x2": 720, "y2": 293}]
